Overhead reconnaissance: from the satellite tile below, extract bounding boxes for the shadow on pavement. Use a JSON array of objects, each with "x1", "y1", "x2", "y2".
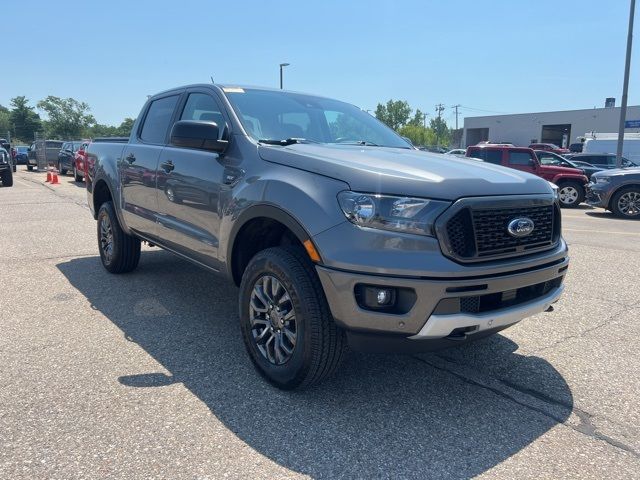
[{"x1": 58, "y1": 251, "x2": 573, "y2": 478}]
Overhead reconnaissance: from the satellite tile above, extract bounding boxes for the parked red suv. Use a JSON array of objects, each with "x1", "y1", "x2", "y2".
[
  {"x1": 467, "y1": 145, "x2": 588, "y2": 207},
  {"x1": 528, "y1": 143, "x2": 570, "y2": 154}
]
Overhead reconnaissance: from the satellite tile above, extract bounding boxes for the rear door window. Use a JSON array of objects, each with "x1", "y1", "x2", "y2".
[
  {"x1": 140, "y1": 95, "x2": 180, "y2": 144},
  {"x1": 471, "y1": 149, "x2": 503, "y2": 164}
]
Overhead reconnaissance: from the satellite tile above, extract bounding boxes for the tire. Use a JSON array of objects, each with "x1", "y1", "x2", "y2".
[
  {"x1": 60, "y1": 166, "x2": 68, "y2": 175},
  {"x1": 239, "y1": 246, "x2": 346, "y2": 390},
  {"x1": 97, "y1": 201, "x2": 141, "y2": 273},
  {"x1": 27, "y1": 164, "x2": 33, "y2": 171},
  {"x1": 557, "y1": 181, "x2": 585, "y2": 208},
  {"x1": 1, "y1": 169, "x2": 13, "y2": 187},
  {"x1": 73, "y1": 165, "x2": 83, "y2": 182},
  {"x1": 610, "y1": 187, "x2": 640, "y2": 219}
]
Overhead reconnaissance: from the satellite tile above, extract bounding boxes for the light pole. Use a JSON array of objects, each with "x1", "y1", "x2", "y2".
[
  {"x1": 279, "y1": 63, "x2": 290, "y2": 89},
  {"x1": 616, "y1": 0, "x2": 635, "y2": 167}
]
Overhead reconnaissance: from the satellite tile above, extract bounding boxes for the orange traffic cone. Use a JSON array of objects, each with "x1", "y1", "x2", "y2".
[
  {"x1": 51, "y1": 173, "x2": 60, "y2": 185},
  {"x1": 45, "y1": 172, "x2": 52, "y2": 182}
]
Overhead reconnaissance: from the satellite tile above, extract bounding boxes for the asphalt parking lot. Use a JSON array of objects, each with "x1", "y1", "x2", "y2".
[{"x1": 1, "y1": 168, "x2": 639, "y2": 479}]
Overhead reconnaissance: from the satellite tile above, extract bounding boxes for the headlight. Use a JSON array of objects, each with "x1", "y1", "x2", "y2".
[
  {"x1": 596, "y1": 176, "x2": 611, "y2": 184},
  {"x1": 337, "y1": 191, "x2": 450, "y2": 236},
  {"x1": 548, "y1": 181, "x2": 559, "y2": 202}
]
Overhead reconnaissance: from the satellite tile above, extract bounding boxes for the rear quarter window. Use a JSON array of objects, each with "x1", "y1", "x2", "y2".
[
  {"x1": 469, "y1": 148, "x2": 503, "y2": 164},
  {"x1": 140, "y1": 95, "x2": 180, "y2": 144}
]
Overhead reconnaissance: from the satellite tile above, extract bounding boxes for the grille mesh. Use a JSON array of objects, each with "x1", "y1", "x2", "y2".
[{"x1": 444, "y1": 204, "x2": 556, "y2": 261}]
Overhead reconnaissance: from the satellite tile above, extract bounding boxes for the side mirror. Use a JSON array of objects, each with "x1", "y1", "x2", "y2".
[{"x1": 170, "y1": 120, "x2": 228, "y2": 153}]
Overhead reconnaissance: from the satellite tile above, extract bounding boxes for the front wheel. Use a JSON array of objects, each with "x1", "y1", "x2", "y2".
[
  {"x1": 611, "y1": 187, "x2": 640, "y2": 219},
  {"x1": 97, "y1": 201, "x2": 141, "y2": 273},
  {"x1": 557, "y1": 181, "x2": 585, "y2": 208},
  {"x1": 239, "y1": 247, "x2": 346, "y2": 390},
  {"x1": 1, "y1": 169, "x2": 13, "y2": 187},
  {"x1": 27, "y1": 164, "x2": 33, "y2": 171}
]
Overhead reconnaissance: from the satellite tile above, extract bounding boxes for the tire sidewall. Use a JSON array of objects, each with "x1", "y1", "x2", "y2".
[
  {"x1": 612, "y1": 187, "x2": 640, "y2": 218},
  {"x1": 239, "y1": 251, "x2": 313, "y2": 388},
  {"x1": 97, "y1": 202, "x2": 121, "y2": 270},
  {"x1": 558, "y1": 182, "x2": 584, "y2": 208}
]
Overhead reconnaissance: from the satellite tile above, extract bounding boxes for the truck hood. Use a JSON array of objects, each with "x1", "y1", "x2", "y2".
[{"x1": 258, "y1": 144, "x2": 552, "y2": 200}]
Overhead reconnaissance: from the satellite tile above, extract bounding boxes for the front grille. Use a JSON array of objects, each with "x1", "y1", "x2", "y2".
[
  {"x1": 440, "y1": 201, "x2": 560, "y2": 262},
  {"x1": 473, "y1": 205, "x2": 555, "y2": 257}
]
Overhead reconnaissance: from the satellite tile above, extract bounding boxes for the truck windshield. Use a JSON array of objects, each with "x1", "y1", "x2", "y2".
[{"x1": 223, "y1": 88, "x2": 412, "y2": 149}]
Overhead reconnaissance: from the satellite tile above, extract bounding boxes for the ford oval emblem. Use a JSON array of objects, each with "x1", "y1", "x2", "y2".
[{"x1": 507, "y1": 217, "x2": 535, "y2": 237}]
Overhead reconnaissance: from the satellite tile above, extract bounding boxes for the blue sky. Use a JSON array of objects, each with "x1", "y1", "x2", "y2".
[{"x1": 2, "y1": 0, "x2": 638, "y2": 126}]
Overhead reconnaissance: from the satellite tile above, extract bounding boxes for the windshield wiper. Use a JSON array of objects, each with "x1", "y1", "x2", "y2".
[
  {"x1": 334, "y1": 140, "x2": 380, "y2": 146},
  {"x1": 258, "y1": 138, "x2": 320, "y2": 146}
]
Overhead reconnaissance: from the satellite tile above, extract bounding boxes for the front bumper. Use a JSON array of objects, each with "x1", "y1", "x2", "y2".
[
  {"x1": 586, "y1": 183, "x2": 611, "y2": 208},
  {"x1": 316, "y1": 252, "x2": 568, "y2": 352}
]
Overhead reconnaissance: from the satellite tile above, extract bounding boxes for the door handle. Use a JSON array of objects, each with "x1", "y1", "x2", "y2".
[
  {"x1": 160, "y1": 160, "x2": 175, "y2": 173},
  {"x1": 125, "y1": 153, "x2": 136, "y2": 164}
]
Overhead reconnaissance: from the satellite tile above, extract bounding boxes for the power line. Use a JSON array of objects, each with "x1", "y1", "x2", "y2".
[{"x1": 458, "y1": 105, "x2": 509, "y2": 114}]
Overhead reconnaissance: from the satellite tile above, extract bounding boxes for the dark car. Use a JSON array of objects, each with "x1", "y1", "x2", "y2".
[
  {"x1": 57, "y1": 141, "x2": 88, "y2": 178},
  {"x1": 14, "y1": 146, "x2": 29, "y2": 165},
  {"x1": 0, "y1": 147, "x2": 13, "y2": 186},
  {"x1": 566, "y1": 153, "x2": 639, "y2": 170},
  {"x1": 85, "y1": 84, "x2": 568, "y2": 389},
  {"x1": 587, "y1": 168, "x2": 640, "y2": 218},
  {"x1": 535, "y1": 150, "x2": 603, "y2": 180}
]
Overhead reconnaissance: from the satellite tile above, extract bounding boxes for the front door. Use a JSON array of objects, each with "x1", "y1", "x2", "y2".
[
  {"x1": 121, "y1": 94, "x2": 180, "y2": 238},
  {"x1": 155, "y1": 91, "x2": 229, "y2": 270}
]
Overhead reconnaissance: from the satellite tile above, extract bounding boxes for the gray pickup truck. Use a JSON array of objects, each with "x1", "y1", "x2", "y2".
[{"x1": 86, "y1": 84, "x2": 568, "y2": 389}]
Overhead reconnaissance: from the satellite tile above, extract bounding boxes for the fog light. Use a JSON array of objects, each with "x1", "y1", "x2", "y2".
[{"x1": 363, "y1": 286, "x2": 396, "y2": 309}]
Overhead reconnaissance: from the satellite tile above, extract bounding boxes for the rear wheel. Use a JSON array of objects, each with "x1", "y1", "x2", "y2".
[
  {"x1": 557, "y1": 181, "x2": 585, "y2": 208},
  {"x1": 611, "y1": 187, "x2": 640, "y2": 219},
  {"x1": 73, "y1": 165, "x2": 83, "y2": 182},
  {"x1": 239, "y1": 247, "x2": 346, "y2": 389},
  {"x1": 97, "y1": 201, "x2": 141, "y2": 273},
  {"x1": 1, "y1": 169, "x2": 13, "y2": 187}
]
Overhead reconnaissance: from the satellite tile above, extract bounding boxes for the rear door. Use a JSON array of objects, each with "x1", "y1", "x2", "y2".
[
  {"x1": 121, "y1": 93, "x2": 181, "y2": 238},
  {"x1": 155, "y1": 89, "x2": 229, "y2": 270}
]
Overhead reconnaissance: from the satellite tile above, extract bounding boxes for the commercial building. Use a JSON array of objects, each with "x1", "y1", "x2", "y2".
[{"x1": 462, "y1": 103, "x2": 640, "y2": 148}]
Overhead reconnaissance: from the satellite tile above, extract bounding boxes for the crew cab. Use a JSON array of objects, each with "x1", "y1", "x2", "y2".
[
  {"x1": 87, "y1": 84, "x2": 568, "y2": 389},
  {"x1": 467, "y1": 145, "x2": 588, "y2": 208}
]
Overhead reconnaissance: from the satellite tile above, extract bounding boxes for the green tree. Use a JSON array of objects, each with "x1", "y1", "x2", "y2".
[
  {"x1": 407, "y1": 109, "x2": 426, "y2": 128},
  {"x1": 430, "y1": 116, "x2": 451, "y2": 146},
  {"x1": 0, "y1": 105, "x2": 10, "y2": 137},
  {"x1": 9, "y1": 96, "x2": 42, "y2": 141},
  {"x1": 398, "y1": 124, "x2": 437, "y2": 147},
  {"x1": 374, "y1": 100, "x2": 411, "y2": 130},
  {"x1": 115, "y1": 117, "x2": 135, "y2": 137},
  {"x1": 37, "y1": 96, "x2": 95, "y2": 139}
]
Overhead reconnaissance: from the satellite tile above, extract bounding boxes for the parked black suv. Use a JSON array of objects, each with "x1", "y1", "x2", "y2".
[
  {"x1": 0, "y1": 147, "x2": 14, "y2": 187},
  {"x1": 57, "y1": 141, "x2": 87, "y2": 177}
]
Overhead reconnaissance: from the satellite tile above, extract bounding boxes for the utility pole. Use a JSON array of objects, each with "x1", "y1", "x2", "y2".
[
  {"x1": 422, "y1": 112, "x2": 428, "y2": 129},
  {"x1": 452, "y1": 104, "x2": 461, "y2": 147},
  {"x1": 435, "y1": 104, "x2": 445, "y2": 146},
  {"x1": 279, "y1": 63, "x2": 290, "y2": 89},
  {"x1": 616, "y1": 0, "x2": 635, "y2": 168}
]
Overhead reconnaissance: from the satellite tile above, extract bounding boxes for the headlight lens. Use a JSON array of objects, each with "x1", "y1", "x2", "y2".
[
  {"x1": 548, "y1": 181, "x2": 559, "y2": 202},
  {"x1": 337, "y1": 191, "x2": 450, "y2": 236},
  {"x1": 596, "y1": 176, "x2": 611, "y2": 184}
]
